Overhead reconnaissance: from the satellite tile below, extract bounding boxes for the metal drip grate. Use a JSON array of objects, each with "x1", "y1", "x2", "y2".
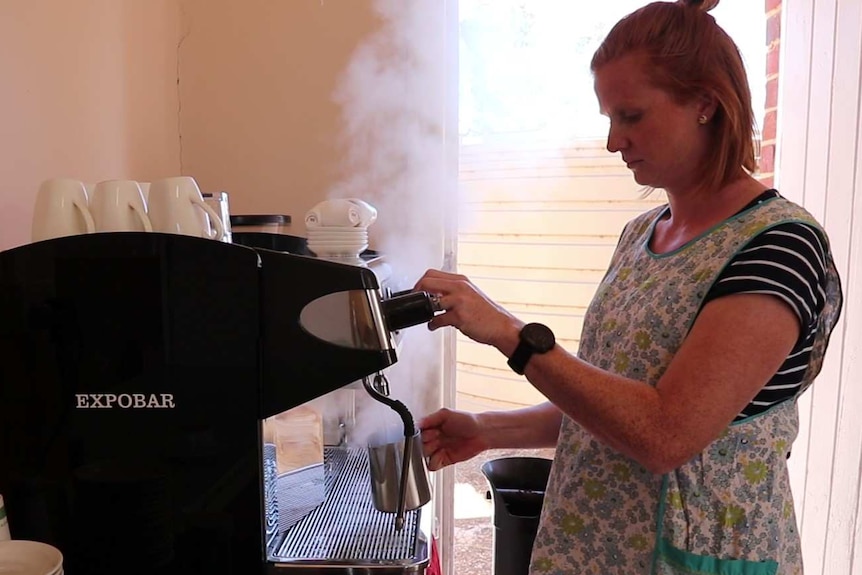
[{"x1": 274, "y1": 448, "x2": 422, "y2": 563}]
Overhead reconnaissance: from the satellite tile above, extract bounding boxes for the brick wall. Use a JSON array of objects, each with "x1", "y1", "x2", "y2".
[{"x1": 759, "y1": 0, "x2": 782, "y2": 187}]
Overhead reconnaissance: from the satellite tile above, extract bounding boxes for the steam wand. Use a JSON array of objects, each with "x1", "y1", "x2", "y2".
[
  {"x1": 362, "y1": 373, "x2": 415, "y2": 531},
  {"x1": 369, "y1": 371, "x2": 390, "y2": 396},
  {"x1": 394, "y1": 434, "x2": 414, "y2": 531}
]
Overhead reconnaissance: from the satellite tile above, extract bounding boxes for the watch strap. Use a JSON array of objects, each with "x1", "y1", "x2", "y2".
[
  {"x1": 506, "y1": 322, "x2": 555, "y2": 375},
  {"x1": 507, "y1": 341, "x2": 534, "y2": 375}
]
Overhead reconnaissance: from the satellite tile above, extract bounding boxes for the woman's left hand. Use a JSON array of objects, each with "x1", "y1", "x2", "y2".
[{"x1": 414, "y1": 269, "x2": 522, "y2": 351}]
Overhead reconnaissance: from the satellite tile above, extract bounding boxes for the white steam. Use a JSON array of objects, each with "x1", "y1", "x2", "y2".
[{"x1": 326, "y1": 0, "x2": 454, "y2": 447}]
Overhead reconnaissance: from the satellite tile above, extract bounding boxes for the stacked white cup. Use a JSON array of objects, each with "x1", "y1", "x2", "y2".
[
  {"x1": 304, "y1": 198, "x2": 377, "y2": 261},
  {"x1": 31, "y1": 178, "x2": 95, "y2": 242},
  {"x1": 89, "y1": 180, "x2": 152, "y2": 233},
  {"x1": 0, "y1": 540, "x2": 64, "y2": 575},
  {"x1": 146, "y1": 177, "x2": 224, "y2": 240},
  {"x1": 31, "y1": 176, "x2": 225, "y2": 243}
]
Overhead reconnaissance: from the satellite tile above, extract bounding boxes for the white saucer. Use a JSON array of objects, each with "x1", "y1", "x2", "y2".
[
  {"x1": 307, "y1": 227, "x2": 368, "y2": 233},
  {"x1": 0, "y1": 540, "x2": 63, "y2": 575},
  {"x1": 307, "y1": 239, "x2": 369, "y2": 247},
  {"x1": 308, "y1": 244, "x2": 368, "y2": 254},
  {"x1": 307, "y1": 230, "x2": 368, "y2": 238},
  {"x1": 307, "y1": 235, "x2": 368, "y2": 242}
]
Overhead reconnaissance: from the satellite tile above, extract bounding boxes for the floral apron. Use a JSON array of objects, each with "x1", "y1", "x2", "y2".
[{"x1": 529, "y1": 197, "x2": 842, "y2": 575}]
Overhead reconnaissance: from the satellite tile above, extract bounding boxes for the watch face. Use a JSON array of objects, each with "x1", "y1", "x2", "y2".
[{"x1": 523, "y1": 323, "x2": 555, "y2": 352}]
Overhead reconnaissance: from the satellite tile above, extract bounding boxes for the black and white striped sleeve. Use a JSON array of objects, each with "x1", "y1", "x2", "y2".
[{"x1": 705, "y1": 222, "x2": 828, "y2": 331}]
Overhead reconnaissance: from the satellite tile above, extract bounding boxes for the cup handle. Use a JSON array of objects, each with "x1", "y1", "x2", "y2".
[
  {"x1": 131, "y1": 202, "x2": 153, "y2": 232},
  {"x1": 73, "y1": 198, "x2": 96, "y2": 233},
  {"x1": 193, "y1": 197, "x2": 225, "y2": 240}
]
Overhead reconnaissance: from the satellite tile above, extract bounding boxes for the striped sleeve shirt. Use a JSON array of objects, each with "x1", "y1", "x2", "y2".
[{"x1": 704, "y1": 214, "x2": 828, "y2": 421}]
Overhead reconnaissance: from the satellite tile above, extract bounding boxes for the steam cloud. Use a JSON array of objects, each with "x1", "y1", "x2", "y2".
[{"x1": 326, "y1": 0, "x2": 454, "y2": 447}]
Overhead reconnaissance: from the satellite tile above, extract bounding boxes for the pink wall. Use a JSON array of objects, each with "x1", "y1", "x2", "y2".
[
  {"x1": 0, "y1": 0, "x2": 181, "y2": 250},
  {"x1": 0, "y1": 0, "x2": 452, "y2": 279},
  {"x1": 177, "y1": 0, "x2": 455, "y2": 281},
  {"x1": 177, "y1": 0, "x2": 381, "y2": 223}
]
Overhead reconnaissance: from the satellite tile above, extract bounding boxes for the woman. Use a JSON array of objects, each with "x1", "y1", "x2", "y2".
[{"x1": 416, "y1": 1, "x2": 843, "y2": 573}]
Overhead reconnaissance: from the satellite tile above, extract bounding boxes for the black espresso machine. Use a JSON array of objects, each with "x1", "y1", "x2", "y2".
[{"x1": 0, "y1": 231, "x2": 438, "y2": 574}]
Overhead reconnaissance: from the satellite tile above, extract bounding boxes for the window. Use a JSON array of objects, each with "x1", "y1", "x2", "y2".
[
  {"x1": 460, "y1": 0, "x2": 767, "y2": 143},
  {"x1": 455, "y1": 0, "x2": 767, "y2": 412},
  {"x1": 451, "y1": 6, "x2": 768, "y2": 573}
]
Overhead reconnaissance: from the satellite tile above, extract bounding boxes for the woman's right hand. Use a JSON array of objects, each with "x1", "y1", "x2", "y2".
[
  {"x1": 419, "y1": 408, "x2": 488, "y2": 471},
  {"x1": 414, "y1": 269, "x2": 523, "y2": 353}
]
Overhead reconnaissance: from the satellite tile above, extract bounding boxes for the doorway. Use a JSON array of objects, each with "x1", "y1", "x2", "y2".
[{"x1": 452, "y1": 2, "x2": 767, "y2": 573}]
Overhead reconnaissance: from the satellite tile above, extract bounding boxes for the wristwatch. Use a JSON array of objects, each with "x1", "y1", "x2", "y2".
[{"x1": 507, "y1": 323, "x2": 556, "y2": 375}]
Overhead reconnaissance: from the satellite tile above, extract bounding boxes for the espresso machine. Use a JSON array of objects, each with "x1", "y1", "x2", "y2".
[{"x1": 0, "y1": 231, "x2": 438, "y2": 574}]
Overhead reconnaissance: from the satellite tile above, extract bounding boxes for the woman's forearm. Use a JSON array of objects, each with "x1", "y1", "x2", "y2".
[{"x1": 476, "y1": 402, "x2": 563, "y2": 450}]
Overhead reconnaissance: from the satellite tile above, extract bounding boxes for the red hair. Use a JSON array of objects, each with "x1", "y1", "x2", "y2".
[{"x1": 591, "y1": 1, "x2": 758, "y2": 193}]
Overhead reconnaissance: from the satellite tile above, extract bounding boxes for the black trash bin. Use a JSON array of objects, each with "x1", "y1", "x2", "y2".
[{"x1": 481, "y1": 457, "x2": 553, "y2": 575}]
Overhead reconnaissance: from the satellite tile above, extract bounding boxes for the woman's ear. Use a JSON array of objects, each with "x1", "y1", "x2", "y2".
[{"x1": 697, "y1": 93, "x2": 719, "y2": 123}]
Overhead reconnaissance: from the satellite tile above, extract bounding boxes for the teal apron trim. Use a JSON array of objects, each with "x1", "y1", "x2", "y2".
[
  {"x1": 651, "y1": 476, "x2": 779, "y2": 575},
  {"x1": 656, "y1": 538, "x2": 779, "y2": 575},
  {"x1": 651, "y1": 474, "x2": 670, "y2": 575}
]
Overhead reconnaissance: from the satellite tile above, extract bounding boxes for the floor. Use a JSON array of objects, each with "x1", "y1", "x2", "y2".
[{"x1": 451, "y1": 448, "x2": 555, "y2": 575}]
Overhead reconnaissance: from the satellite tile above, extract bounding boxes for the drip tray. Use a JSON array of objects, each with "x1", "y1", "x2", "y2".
[{"x1": 269, "y1": 448, "x2": 429, "y2": 574}]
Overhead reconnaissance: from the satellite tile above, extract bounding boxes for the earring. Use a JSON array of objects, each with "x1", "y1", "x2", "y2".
[{"x1": 698, "y1": 114, "x2": 709, "y2": 125}]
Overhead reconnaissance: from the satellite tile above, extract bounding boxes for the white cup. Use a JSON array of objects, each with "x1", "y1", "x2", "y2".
[
  {"x1": 31, "y1": 178, "x2": 95, "y2": 242},
  {"x1": 90, "y1": 180, "x2": 152, "y2": 233},
  {"x1": 146, "y1": 177, "x2": 225, "y2": 240},
  {"x1": 346, "y1": 198, "x2": 378, "y2": 226},
  {"x1": 306, "y1": 199, "x2": 363, "y2": 228},
  {"x1": 139, "y1": 182, "x2": 150, "y2": 202},
  {"x1": 0, "y1": 540, "x2": 63, "y2": 575}
]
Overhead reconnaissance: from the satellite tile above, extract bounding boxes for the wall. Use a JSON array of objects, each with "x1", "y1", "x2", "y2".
[
  {"x1": 0, "y1": 0, "x2": 182, "y2": 250},
  {"x1": 758, "y1": 0, "x2": 782, "y2": 187},
  {"x1": 777, "y1": 0, "x2": 862, "y2": 573},
  {"x1": 0, "y1": 0, "x2": 451, "y2": 277},
  {"x1": 177, "y1": 0, "x2": 454, "y2": 282},
  {"x1": 176, "y1": 0, "x2": 377, "y2": 220}
]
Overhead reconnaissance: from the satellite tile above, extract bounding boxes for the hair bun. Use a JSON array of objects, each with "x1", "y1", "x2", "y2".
[{"x1": 679, "y1": 0, "x2": 720, "y2": 11}]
